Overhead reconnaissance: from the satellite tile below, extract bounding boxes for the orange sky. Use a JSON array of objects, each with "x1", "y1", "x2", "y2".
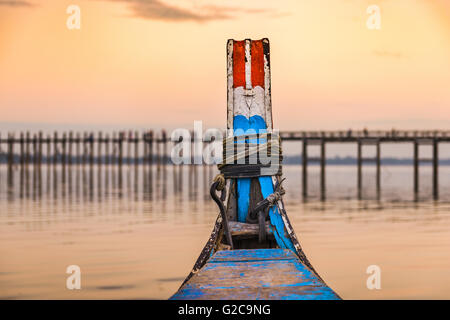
[{"x1": 0, "y1": 0, "x2": 449, "y2": 130}]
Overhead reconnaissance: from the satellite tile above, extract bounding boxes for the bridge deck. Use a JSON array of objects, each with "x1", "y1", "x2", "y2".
[{"x1": 170, "y1": 249, "x2": 339, "y2": 300}]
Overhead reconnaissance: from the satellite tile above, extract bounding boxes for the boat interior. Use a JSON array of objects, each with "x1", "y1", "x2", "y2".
[{"x1": 220, "y1": 178, "x2": 278, "y2": 250}]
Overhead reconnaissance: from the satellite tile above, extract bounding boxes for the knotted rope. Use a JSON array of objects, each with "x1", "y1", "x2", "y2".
[
  {"x1": 210, "y1": 132, "x2": 285, "y2": 245},
  {"x1": 217, "y1": 132, "x2": 283, "y2": 179}
]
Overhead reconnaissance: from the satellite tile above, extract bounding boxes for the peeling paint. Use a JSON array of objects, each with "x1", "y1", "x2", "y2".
[{"x1": 170, "y1": 249, "x2": 340, "y2": 300}]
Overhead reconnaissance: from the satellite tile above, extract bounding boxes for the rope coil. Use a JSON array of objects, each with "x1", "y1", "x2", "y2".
[
  {"x1": 218, "y1": 132, "x2": 283, "y2": 179},
  {"x1": 210, "y1": 132, "x2": 286, "y2": 245}
]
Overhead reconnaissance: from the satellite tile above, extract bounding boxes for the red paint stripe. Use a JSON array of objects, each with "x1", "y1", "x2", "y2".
[
  {"x1": 251, "y1": 40, "x2": 265, "y2": 88},
  {"x1": 233, "y1": 41, "x2": 245, "y2": 88}
]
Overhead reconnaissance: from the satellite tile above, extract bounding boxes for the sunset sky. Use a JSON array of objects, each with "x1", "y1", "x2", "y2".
[{"x1": 0, "y1": 0, "x2": 449, "y2": 131}]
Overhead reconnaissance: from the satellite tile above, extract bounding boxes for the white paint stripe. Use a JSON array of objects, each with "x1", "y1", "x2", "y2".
[
  {"x1": 245, "y1": 39, "x2": 252, "y2": 90},
  {"x1": 233, "y1": 87, "x2": 250, "y2": 118},
  {"x1": 227, "y1": 39, "x2": 234, "y2": 132},
  {"x1": 249, "y1": 86, "x2": 265, "y2": 118},
  {"x1": 263, "y1": 38, "x2": 272, "y2": 131}
]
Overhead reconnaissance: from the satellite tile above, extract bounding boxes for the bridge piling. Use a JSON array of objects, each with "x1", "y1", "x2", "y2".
[
  {"x1": 433, "y1": 139, "x2": 439, "y2": 200},
  {"x1": 302, "y1": 138, "x2": 307, "y2": 198},
  {"x1": 98, "y1": 131, "x2": 102, "y2": 167},
  {"x1": 38, "y1": 131, "x2": 43, "y2": 166},
  {"x1": 26, "y1": 132, "x2": 30, "y2": 167},
  {"x1": 357, "y1": 140, "x2": 362, "y2": 199},
  {"x1": 376, "y1": 141, "x2": 381, "y2": 197},
  {"x1": 414, "y1": 140, "x2": 419, "y2": 196},
  {"x1": 320, "y1": 140, "x2": 326, "y2": 201}
]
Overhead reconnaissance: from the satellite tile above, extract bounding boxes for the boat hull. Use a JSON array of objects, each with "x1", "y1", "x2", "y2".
[
  {"x1": 170, "y1": 249, "x2": 340, "y2": 300},
  {"x1": 170, "y1": 38, "x2": 340, "y2": 300}
]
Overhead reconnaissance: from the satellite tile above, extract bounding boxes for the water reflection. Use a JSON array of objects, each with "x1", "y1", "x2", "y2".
[
  {"x1": 1, "y1": 164, "x2": 449, "y2": 228},
  {"x1": 2, "y1": 164, "x2": 450, "y2": 205},
  {"x1": 1, "y1": 163, "x2": 223, "y2": 219},
  {"x1": 1, "y1": 164, "x2": 450, "y2": 300}
]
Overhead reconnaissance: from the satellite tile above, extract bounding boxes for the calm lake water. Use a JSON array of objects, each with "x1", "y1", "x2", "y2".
[{"x1": 1, "y1": 164, "x2": 450, "y2": 299}]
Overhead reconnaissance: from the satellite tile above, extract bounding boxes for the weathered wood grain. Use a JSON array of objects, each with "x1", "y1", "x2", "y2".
[
  {"x1": 228, "y1": 221, "x2": 272, "y2": 239},
  {"x1": 171, "y1": 249, "x2": 340, "y2": 300}
]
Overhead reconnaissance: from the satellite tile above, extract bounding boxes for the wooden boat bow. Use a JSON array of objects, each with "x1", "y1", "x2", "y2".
[{"x1": 170, "y1": 39, "x2": 340, "y2": 300}]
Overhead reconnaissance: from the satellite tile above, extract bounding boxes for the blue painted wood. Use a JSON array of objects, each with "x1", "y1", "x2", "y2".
[
  {"x1": 233, "y1": 115, "x2": 251, "y2": 223},
  {"x1": 171, "y1": 249, "x2": 340, "y2": 300},
  {"x1": 249, "y1": 115, "x2": 297, "y2": 253}
]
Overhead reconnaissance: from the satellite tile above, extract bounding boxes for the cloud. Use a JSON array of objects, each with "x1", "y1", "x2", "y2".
[
  {"x1": 373, "y1": 50, "x2": 405, "y2": 59},
  {"x1": 106, "y1": 0, "x2": 274, "y2": 22},
  {"x1": 0, "y1": 0, "x2": 34, "y2": 6}
]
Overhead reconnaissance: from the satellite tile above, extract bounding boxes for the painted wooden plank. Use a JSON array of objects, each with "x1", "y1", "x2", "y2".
[
  {"x1": 231, "y1": 39, "x2": 272, "y2": 223},
  {"x1": 244, "y1": 39, "x2": 298, "y2": 253},
  {"x1": 225, "y1": 38, "x2": 300, "y2": 254},
  {"x1": 210, "y1": 248, "x2": 292, "y2": 261},
  {"x1": 226, "y1": 40, "x2": 234, "y2": 131},
  {"x1": 231, "y1": 39, "x2": 252, "y2": 223},
  {"x1": 170, "y1": 249, "x2": 339, "y2": 300},
  {"x1": 228, "y1": 221, "x2": 272, "y2": 239},
  {"x1": 262, "y1": 38, "x2": 272, "y2": 130}
]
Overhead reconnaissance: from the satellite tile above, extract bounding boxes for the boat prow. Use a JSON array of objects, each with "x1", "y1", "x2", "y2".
[{"x1": 170, "y1": 38, "x2": 340, "y2": 300}]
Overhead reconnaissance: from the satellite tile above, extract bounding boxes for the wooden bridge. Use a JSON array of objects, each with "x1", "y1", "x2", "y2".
[
  {"x1": 281, "y1": 130, "x2": 450, "y2": 200},
  {"x1": 1, "y1": 130, "x2": 449, "y2": 199}
]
